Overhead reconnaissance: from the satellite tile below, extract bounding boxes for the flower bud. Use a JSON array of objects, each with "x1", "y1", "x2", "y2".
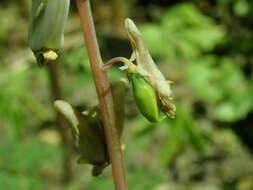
[
  {"x1": 130, "y1": 73, "x2": 165, "y2": 122},
  {"x1": 28, "y1": 0, "x2": 70, "y2": 65},
  {"x1": 54, "y1": 79, "x2": 127, "y2": 176},
  {"x1": 125, "y1": 18, "x2": 176, "y2": 119},
  {"x1": 54, "y1": 100, "x2": 108, "y2": 176}
]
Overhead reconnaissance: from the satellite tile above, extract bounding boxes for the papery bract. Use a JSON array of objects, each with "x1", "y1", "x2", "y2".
[{"x1": 125, "y1": 18, "x2": 176, "y2": 118}]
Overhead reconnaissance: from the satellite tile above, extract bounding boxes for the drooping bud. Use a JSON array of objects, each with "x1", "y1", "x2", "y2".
[
  {"x1": 28, "y1": 0, "x2": 70, "y2": 65},
  {"x1": 53, "y1": 79, "x2": 127, "y2": 176},
  {"x1": 130, "y1": 73, "x2": 165, "y2": 122},
  {"x1": 125, "y1": 18, "x2": 176, "y2": 119},
  {"x1": 54, "y1": 100, "x2": 109, "y2": 176}
]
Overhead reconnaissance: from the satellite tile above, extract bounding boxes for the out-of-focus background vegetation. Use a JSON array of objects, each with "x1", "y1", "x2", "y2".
[{"x1": 1, "y1": 0, "x2": 253, "y2": 189}]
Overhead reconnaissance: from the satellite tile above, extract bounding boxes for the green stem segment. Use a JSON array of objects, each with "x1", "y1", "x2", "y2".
[{"x1": 75, "y1": 0, "x2": 128, "y2": 190}]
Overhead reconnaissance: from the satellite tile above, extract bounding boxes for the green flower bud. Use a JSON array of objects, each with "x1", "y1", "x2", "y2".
[
  {"x1": 130, "y1": 73, "x2": 165, "y2": 122},
  {"x1": 54, "y1": 79, "x2": 127, "y2": 176},
  {"x1": 28, "y1": 0, "x2": 70, "y2": 65},
  {"x1": 125, "y1": 18, "x2": 176, "y2": 119},
  {"x1": 54, "y1": 100, "x2": 109, "y2": 176}
]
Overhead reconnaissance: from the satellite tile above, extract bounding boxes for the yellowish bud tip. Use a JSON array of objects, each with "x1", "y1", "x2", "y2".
[
  {"x1": 121, "y1": 144, "x2": 126, "y2": 151},
  {"x1": 43, "y1": 50, "x2": 58, "y2": 61},
  {"x1": 127, "y1": 63, "x2": 137, "y2": 74},
  {"x1": 166, "y1": 80, "x2": 174, "y2": 86}
]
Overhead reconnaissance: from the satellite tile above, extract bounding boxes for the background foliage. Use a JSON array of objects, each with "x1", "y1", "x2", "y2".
[{"x1": 0, "y1": 0, "x2": 253, "y2": 189}]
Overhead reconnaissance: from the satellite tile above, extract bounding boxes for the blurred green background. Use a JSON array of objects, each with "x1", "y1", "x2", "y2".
[{"x1": 1, "y1": 0, "x2": 253, "y2": 189}]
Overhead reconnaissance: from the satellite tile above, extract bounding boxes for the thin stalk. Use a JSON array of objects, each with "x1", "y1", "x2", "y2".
[
  {"x1": 112, "y1": 0, "x2": 126, "y2": 36},
  {"x1": 47, "y1": 61, "x2": 73, "y2": 183},
  {"x1": 75, "y1": 0, "x2": 128, "y2": 190},
  {"x1": 102, "y1": 57, "x2": 134, "y2": 71}
]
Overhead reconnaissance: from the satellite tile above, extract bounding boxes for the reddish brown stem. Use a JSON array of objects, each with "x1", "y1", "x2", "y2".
[
  {"x1": 102, "y1": 56, "x2": 133, "y2": 72},
  {"x1": 47, "y1": 61, "x2": 73, "y2": 183},
  {"x1": 75, "y1": 0, "x2": 128, "y2": 190}
]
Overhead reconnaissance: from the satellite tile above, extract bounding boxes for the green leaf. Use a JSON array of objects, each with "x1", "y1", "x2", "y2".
[
  {"x1": 233, "y1": 0, "x2": 250, "y2": 17},
  {"x1": 140, "y1": 3, "x2": 224, "y2": 60},
  {"x1": 182, "y1": 108, "x2": 204, "y2": 153},
  {"x1": 160, "y1": 117, "x2": 183, "y2": 165}
]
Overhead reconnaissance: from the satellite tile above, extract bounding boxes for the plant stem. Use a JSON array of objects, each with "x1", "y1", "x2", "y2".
[
  {"x1": 102, "y1": 57, "x2": 134, "y2": 71},
  {"x1": 47, "y1": 61, "x2": 73, "y2": 183},
  {"x1": 75, "y1": 0, "x2": 128, "y2": 190},
  {"x1": 112, "y1": 0, "x2": 126, "y2": 37}
]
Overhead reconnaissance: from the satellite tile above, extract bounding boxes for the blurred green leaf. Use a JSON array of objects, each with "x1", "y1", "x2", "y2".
[
  {"x1": 0, "y1": 171, "x2": 44, "y2": 190},
  {"x1": 160, "y1": 105, "x2": 205, "y2": 165},
  {"x1": 185, "y1": 57, "x2": 223, "y2": 102},
  {"x1": 140, "y1": 3, "x2": 224, "y2": 59},
  {"x1": 183, "y1": 108, "x2": 204, "y2": 153},
  {"x1": 0, "y1": 137, "x2": 61, "y2": 190},
  {"x1": 87, "y1": 167, "x2": 162, "y2": 190},
  {"x1": 160, "y1": 116, "x2": 183, "y2": 165},
  {"x1": 233, "y1": 0, "x2": 250, "y2": 16},
  {"x1": 61, "y1": 46, "x2": 90, "y2": 72},
  {"x1": 214, "y1": 57, "x2": 252, "y2": 121},
  {"x1": 0, "y1": 66, "x2": 51, "y2": 139}
]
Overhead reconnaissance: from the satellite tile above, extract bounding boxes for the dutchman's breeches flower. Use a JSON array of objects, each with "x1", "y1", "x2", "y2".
[
  {"x1": 54, "y1": 80, "x2": 127, "y2": 176},
  {"x1": 125, "y1": 18, "x2": 176, "y2": 121},
  {"x1": 28, "y1": 0, "x2": 70, "y2": 65}
]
